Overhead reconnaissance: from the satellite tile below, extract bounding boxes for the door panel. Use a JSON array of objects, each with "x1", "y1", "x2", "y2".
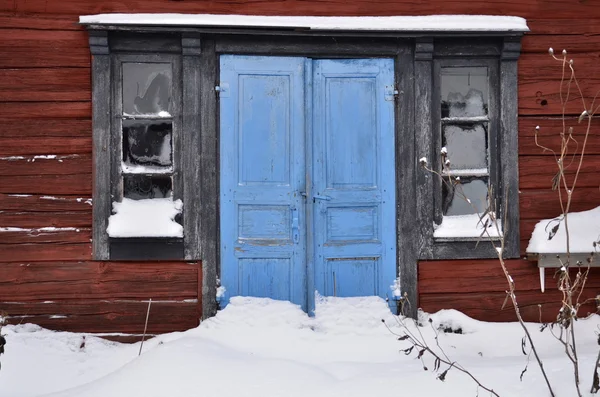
[
  {"x1": 219, "y1": 55, "x2": 306, "y2": 310},
  {"x1": 312, "y1": 59, "x2": 396, "y2": 302},
  {"x1": 220, "y1": 56, "x2": 396, "y2": 312}
]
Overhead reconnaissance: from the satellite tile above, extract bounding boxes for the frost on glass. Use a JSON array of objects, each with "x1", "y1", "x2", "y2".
[
  {"x1": 443, "y1": 124, "x2": 488, "y2": 170},
  {"x1": 443, "y1": 178, "x2": 488, "y2": 216},
  {"x1": 122, "y1": 63, "x2": 172, "y2": 116},
  {"x1": 123, "y1": 120, "x2": 172, "y2": 168},
  {"x1": 123, "y1": 175, "x2": 172, "y2": 200},
  {"x1": 441, "y1": 67, "x2": 488, "y2": 118}
]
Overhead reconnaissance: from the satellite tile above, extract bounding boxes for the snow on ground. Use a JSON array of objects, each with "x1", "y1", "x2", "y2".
[{"x1": 2, "y1": 297, "x2": 600, "y2": 397}]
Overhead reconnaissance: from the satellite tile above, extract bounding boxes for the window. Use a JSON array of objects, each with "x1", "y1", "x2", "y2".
[{"x1": 416, "y1": 38, "x2": 521, "y2": 260}]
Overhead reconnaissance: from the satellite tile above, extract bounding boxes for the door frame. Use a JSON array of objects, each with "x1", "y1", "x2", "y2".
[{"x1": 201, "y1": 35, "x2": 418, "y2": 319}]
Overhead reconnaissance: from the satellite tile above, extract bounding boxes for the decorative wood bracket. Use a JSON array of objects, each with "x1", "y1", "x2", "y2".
[
  {"x1": 88, "y1": 30, "x2": 109, "y2": 55},
  {"x1": 501, "y1": 37, "x2": 522, "y2": 61},
  {"x1": 415, "y1": 37, "x2": 434, "y2": 61},
  {"x1": 182, "y1": 33, "x2": 202, "y2": 56}
]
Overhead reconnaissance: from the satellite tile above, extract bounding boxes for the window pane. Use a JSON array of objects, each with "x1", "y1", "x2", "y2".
[
  {"x1": 441, "y1": 67, "x2": 488, "y2": 118},
  {"x1": 123, "y1": 175, "x2": 172, "y2": 200},
  {"x1": 443, "y1": 124, "x2": 488, "y2": 170},
  {"x1": 123, "y1": 120, "x2": 172, "y2": 168},
  {"x1": 122, "y1": 63, "x2": 172, "y2": 116},
  {"x1": 443, "y1": 178, "x2": 488, "y2": 216}
]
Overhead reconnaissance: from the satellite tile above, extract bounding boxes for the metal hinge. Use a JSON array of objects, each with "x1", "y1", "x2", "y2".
[
  {"x1": 385, "y1": 84, "x2": 399, "y2": 101},
  {"x1": 216, "y1": 82, "x2": 229, "y2": 97}
]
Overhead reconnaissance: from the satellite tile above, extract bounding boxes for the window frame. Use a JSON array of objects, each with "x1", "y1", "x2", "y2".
[{"x1": 415, "y1": 37, "x2": 521, "y2": 260}]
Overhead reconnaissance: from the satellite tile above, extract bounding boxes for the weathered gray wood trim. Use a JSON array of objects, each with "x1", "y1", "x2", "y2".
[
  {"x1": 90, "y1": 31, "x2": 111, "y2": 260},
  {"x1": 109, "y1": 32, "x2": 182, "y2": 53},
  {"x1": 182, "y1": 33, "x2": 203, "y2": 260},
  {"x1": 432, "y1": 240, "x2": 501, "y2": 259},
  {"x1": 85, "y1": 23, "x2": 521, "y2": 39},
  {"x1": 500, "y1": 37, "x2": 521, "y2": 258},
  {"x1": 215, "y1": 37, "x2": 402, "y2": 56},
  {"x1": 396, "y1": 43, "x2": 418, "y2": 317},
  {"x1": 414, "y1": 38, "x2": 434, "y2": 260},
  {"x1": 200, "y1": 39, "x2": 219, "y2": 319}
]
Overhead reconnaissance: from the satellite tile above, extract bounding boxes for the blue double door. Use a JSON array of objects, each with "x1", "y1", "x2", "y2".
[{"x1": 220, "y1": 56, "x2": 396, "y2": 312}]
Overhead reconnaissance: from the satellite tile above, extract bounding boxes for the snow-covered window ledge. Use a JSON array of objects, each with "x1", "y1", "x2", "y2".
[{"x1": 526, "y1": 206, "x2": 600, "y2": 292}]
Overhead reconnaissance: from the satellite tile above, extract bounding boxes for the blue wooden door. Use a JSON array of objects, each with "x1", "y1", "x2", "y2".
[
  {"x1": 311, "y1": 59, "x2": 396, "y2": 305},
  {"x1": 220, "y1": 56, "x2": 396, "y2": 312},
  {"x1": 219, "y1": 55, "x2": 307, "y2": 310}
]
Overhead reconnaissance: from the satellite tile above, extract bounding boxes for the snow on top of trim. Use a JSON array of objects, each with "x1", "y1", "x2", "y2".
[
  {"x1": 527, "y1": 205, "x2": 600, "y2": 254},
  {"x1": 79, "y1": 14, "x2": 529, "y2": 32}
]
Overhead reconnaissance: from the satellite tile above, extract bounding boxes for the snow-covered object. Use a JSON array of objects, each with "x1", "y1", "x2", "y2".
[
  {"x1": 434, "y1": 213, "x2": 501, "y2": 238},
  {"x1": 107, "y1": 198, "x2": 183, "y2": 237},
  {"x1": 80, "y1": 14, "x2": 529, "y2": 32},
  {"x1": 527, "y1": 205, "x2": 600, "y2": 254},
  {"x1": 4, "y1": 297, "x2": 600, "y2": 397}
]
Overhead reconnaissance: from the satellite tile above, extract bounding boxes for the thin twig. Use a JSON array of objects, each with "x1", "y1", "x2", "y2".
[{"x1": 139, "y1": 298, "x2": 152, "y2": 356}]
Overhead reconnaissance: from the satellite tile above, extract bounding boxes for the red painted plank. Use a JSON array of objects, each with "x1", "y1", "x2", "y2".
[
  {"x1": 0, "y1": 102, "x2": 91, "y2": 119},
  {"x1": 0, "y1": 155, "x2": 92, "y2": 175},
  {"x1": 0, "y1": 194, "x2": 92, "y2": 212},
  {"x1": 0, "y1": 68, "x2": 91, "y2": 102},
  {"x1": 519, "y1": 155, "x2": 600, "y2": 189},
  {"x1": 519, "y1": 187, "x2": 600, "y2": 220},
  {"x1": 0, "y1": 174, "x2": 91, "y2": 195},
  {"x1": 0, "y1": 211, "x2": 91, "y2": 228},
  {"x1": 519, "y1": 116, "x2": 600, "y2": 156},
  {"x1": 0, "y1": 300, "x2": 199, "y2": 334},
  {"x1": 0, "y1": 261, "x2": 199, "y2": 300},
  {"x1": 0, "y1": 119, "x2": 91, "y2": 138},
  {"x1": 0, "y1": 243, "x2": 92, "y2": 262},
  {"x1": 0, "y1": 228, "x2": 91, "y2": 244}
]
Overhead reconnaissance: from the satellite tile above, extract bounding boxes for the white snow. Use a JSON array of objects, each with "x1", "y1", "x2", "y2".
[
  {"x1": 106, "y1": 198, "x2": 183, "y2": 238},
  {"x1": 0, "y1": 227, "x2": 80, "y2": 232},
  {"x1": 121, "y1": 162, "x2": 173, "y2": 174},
  {"x1": 434, "y1": 213, "x2": 501, "y2": 238},
  {"x1": 79, "y1": 14, "x2": 529, "y2": 32},
  {"x1": 122, "y1": 111, "x2": 172, "y2": 118},
  {"x1": 527, "y1": 205, "x2": 600, "y2": 254},
  {"x1": 2, "y1": 297, "x2": 600, "y2": 397}
]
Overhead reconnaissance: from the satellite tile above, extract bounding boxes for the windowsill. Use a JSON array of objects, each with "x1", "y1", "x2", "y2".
[{"x1": 109, "y1": 237, "x2": 184, "y2": 260}]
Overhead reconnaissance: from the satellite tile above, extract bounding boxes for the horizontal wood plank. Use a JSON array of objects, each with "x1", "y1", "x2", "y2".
[
  {"x1": 518, "y1": 79, "x2": 600, "y2": 116},
  {"x1": 0, "y1": 68, "x2": 90, "y2": 102},
  {"x1": 0, "y1": 174, "x2": 91, "y2": 194},
  {"x1": 0, "y1": 228, "x2": 91, "y2": 244},
  {"x1": 519, "y1": 187, "x2": 600, "y2": 220},
  {"x1": 0, "y1": 194, "x2": 92, "y2": 211},
  {"x1": 420, "y1": 290, "x2": 598, "y2": 323},
  {"x1": 0, "y1": 243, "x2": 91, "y2": 262},
  {"x1": 8, "y1": 0, "x2": 600, "y2": 19},
  {"x1": 519, "y1": 155, "x2": 600, "y2": 189},
  {"x1": 0, "y1": 102, "x2": 90, "y2": 119},
  {"x1": 519, "y1": 52, "x2": 600, "y2": 81},
  {"x1": 0, "y1": 138, "x2": 91, "y2": 156},
  {"x1": 0, "y1": 155, "x2": 92, "y2": 175},
  {"x1": 0, "y1": 300, "x2": 199, "y2": 333},
  {"x1": 519, "y1": 116, "x2": 600, "y2": 155},
  {"x1": 419, "y1": 258, "x2": 600, "y2": 294},
  {"x1": 0, "y1": 29, "x2": 88, "y2": 49},
  {"x1": 0, "y1": 46, "x2": 90, "y2": 68},
  {"x1": 0, "y1": 261, "x2": 199, "y2": 300},
  {"x1": 0, "y1": 13, "x2": 82, "y2": 30},
  {"x1": 0, "y1": 210, "x2": 91, "y2": 228},
  {"x1": 0, "y1": 119, "x2": 91, "y2": 138}
]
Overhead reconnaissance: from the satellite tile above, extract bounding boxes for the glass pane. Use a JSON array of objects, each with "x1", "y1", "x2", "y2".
[
  {"x1": 441, "y1": 67, "x2": 488, "y2": 118},
  {"x1": 123, "y1": 175, "x2": 172, "y2": 200},
  {"x1": 123, "y1": 120, "x2": 172, "y2": 169},
  {"x1": 443, "y1": 178, "x2": 488, "y2": 215},
  {"x1": 122, "y1": 63, "x2": 172, "y2": 116},
  {"x1": 443, "y1": 124, "x2": 488, "y2": 170}
]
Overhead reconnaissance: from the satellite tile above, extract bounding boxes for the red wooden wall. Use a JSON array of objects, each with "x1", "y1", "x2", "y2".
[{"x1": 0, "y1": 0, "x2": 599, "y2": 332}]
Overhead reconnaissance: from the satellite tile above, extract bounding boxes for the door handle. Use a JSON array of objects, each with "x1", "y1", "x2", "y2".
[
  {"x1": 313, "y1": 195, "x2": 331, "y2": 201},
  {"x1": 291, "y1": 207, "x2": 299, "y2": 243}
]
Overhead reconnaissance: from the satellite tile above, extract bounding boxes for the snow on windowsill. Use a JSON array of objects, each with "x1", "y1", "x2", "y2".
[
  {"x1": 526, "y1": 205, "x2": 600, "y2": 254},
  {"x1": 107, "y1": 197, "x2": 183, "y2": 238},
  {"x1": 79, "y1": 14, "x2": 529, "y2": 32},
  {"x1": 434, "y1": 213, "x2": 501, "y2": 239},
  {"x1": 121, "y1": 163, "x2": 173, "y2": 174}
]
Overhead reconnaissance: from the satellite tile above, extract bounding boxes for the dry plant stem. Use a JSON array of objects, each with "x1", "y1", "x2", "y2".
[
  {"x1": 138, "y1": 298, "x2": 152, "y2": 357},
  {"x1": 592, "y1": 350, "x2": 600, "y2": 393},
  {"x1": 384, "y1": 320, "x2": 500, "y2": 397}
]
